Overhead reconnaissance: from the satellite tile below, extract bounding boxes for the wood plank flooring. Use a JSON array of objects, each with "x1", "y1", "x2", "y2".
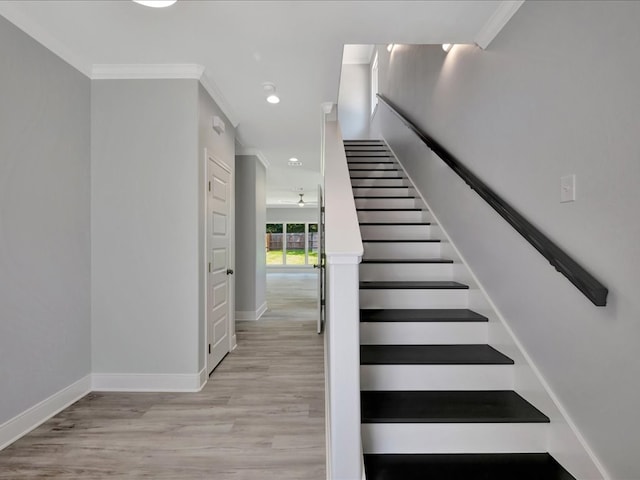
[{"x1": 0, "y1": 274, "x2": 324, "y2": 479}]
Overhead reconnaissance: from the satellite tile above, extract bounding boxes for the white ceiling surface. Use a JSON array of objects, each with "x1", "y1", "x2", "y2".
[{"x1": 0, "y1": 0, "x2": 508, "y2": 205}]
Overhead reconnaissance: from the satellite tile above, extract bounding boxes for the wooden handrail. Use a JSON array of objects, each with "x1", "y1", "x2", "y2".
[{"x1": 377, "y1": 94, "x2": 608, "y2": 307}]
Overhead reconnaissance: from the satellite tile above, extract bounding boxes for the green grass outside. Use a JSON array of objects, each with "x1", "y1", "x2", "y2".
[{"x1": 267, "y1": 249, "x2": 318, "y2": 265}]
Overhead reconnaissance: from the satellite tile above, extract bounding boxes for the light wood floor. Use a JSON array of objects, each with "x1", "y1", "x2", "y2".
[{"x1": 0, "y1": 274, "x2": 324, "y2": 479}]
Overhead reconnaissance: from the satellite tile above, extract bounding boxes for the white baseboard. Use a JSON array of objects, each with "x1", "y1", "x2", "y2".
[
  {"x1": 92, "y1": 370, "x2": 205, "y2": 392},
  {"x1": 0, "y1": 375, "x2": 91, "y2": 451},
  {"x1": 236, "y1": 301, "x2": 268, "y2": 321}
]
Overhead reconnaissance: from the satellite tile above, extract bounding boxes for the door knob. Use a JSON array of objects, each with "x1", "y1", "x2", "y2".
[
  {"x1": 313, "y1": 264, "x2": 319, "y2": 269},
  {"x1": 226, "y1": 268, "x2": 234, "y2": 275}
]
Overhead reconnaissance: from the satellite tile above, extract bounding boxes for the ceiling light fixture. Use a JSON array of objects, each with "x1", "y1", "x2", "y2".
[
  {"x1": 298, "y1": 193, "x2": 305, "y2": 207},
  {"x1": 263, "y1": 83, "x2": 280, "y2": 104},
  {"x1": 387, "y1": 44, "x2": 395, "y2": 52},
  {"x1": 132, "y1": 0, "x2": 177, "y2": 8},
  {"x1": 442, "y1": 43, "x2": 454, "y2": 52}
]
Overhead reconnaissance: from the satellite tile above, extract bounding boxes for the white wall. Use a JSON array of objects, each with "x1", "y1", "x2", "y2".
[
  {"x1": 374, "y1": 2, "x2": 640, "y2": 478},
  {"x1": 0, "y1": 16, "x2": 91, "y2": 424},
  {"x1": 91, "y1": 79, "x2": 200, "y2": 377},
  {"x1": 338, "y1": 64, "x2": 371, "y2": 139}
]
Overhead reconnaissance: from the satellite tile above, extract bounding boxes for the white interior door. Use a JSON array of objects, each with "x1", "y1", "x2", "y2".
[{"x1": 208, "y1": 156, "x2": 232, "y2": 374}]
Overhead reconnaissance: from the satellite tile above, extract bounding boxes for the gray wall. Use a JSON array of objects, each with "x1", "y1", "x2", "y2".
[
  {"x1": 235, "y1": 156, "x2": 266, "y2": 314},
  {"x1": 91, "y1": 79, "x2": 200, "y2": 375},
  {"x1": 0, "y1": 17, "x2": 91, "y2": 423},
  {"x1": 338, "y1": 64, "x2": 371, "y2": 139},
  {"x1": 374, "y1": 2, "x2": 640, "y2": 478}
]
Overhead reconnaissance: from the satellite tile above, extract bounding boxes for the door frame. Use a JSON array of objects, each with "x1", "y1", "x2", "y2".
[{"x1": 203, "y1": 148, "x2": 236, "y2": 377}]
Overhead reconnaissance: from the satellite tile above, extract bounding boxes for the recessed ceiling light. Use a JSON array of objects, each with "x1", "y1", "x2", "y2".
[
  {"x1": 263, "y1": 83, "x2": 280, "y2": 104},
  {"x1": 133, "y1": 0, "x2": 177, "y2": 8},
  {"x1": 288, "y1": 159, "x2": 303, "y2": 167}
]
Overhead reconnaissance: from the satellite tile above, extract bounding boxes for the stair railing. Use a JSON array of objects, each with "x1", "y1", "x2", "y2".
[
  {"x1": 377, "y1": 94, "x2": 608, "y2": 307},
  {"x1": 323, "y1": 118, "x2": 364, "y2": 479}
]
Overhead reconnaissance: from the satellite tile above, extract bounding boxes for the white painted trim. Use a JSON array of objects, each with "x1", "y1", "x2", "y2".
[
  {"x1": 91, "y1": 63, "x2": 204, "y2": 79},
  {"x1": 235, "y1": 146, "x2": 271, "y2": 169},
  {"x1": 0, "y1": 375, "x2": 91, "y2": 451},
  {"x1": 230, "y1": 334, "x2": 238, "y2": 351},
  {"x1": 383, "y1": 136, "x2": 608, "y2": 479},
  {"x1": 198, "y1": 367, "x2": 208, "y2": 390},
  {"x1": 0, "y1": 3, "x2": 91, "y2": 76},
  {"x1": 266, "y1": 265, "x2": 315, "y2": 273},
  {"x1": 235, "y1": 301, "x2": 268, "y2": 321},
  {"x1": 91, "y1": 371, "x2": 205, "y2": 392},
  {"x1": 256, "y1": 301, "x2": 268, "y2": 320},
  {"x1": 474, "y1": 0, "x2": 525, "y2": 49}
]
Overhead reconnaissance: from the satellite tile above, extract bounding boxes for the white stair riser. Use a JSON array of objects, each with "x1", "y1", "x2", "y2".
[
  {"x1": 363, "y1": 241, "x2": 441, "y2": 259},
  {"x1": 360, "y1": 289, "x2": 468, "y2": 309},
  {"x1": 362, "y1": 424, "x2": 548, "y2": 454},
  {"x1": 360, "y1": 263, "x2": 453, "y2": 281},
  {"x1": 360, "y1": 322, "x2": 487, "y2": 345},
  {"x1": 358, "y1": 210, "x2": 427, "y2": 223},
  {"x1": 355, "y1": 198, "x2": 420, "y2": 209},
  {"x1": 351, "y1": 178, "x2": 407, "y2": 187},
  {"x1": 350, "y1": 170, "x2": 403, "y2": 179},
  {"x1": 359, "y1": 224, "x2": 433, "y2": 240},
  {"x1": 360, "y1": 365, "x2": 514, "y2": 391},
  {"x1": 352, "y1": 187, "x2": 412, "y2": 197},
  {"x1": 348, "y1": 162, "x2": 396, "y2": 170}
]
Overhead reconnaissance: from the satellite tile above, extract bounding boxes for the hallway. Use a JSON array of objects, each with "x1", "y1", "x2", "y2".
[{"x1": 0, "y1": 279, "x2": 325, "y2": 479}]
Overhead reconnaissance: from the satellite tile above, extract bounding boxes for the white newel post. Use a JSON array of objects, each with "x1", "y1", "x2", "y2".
[{"x1": 323, "y1": 117, "x2": 364, "y2": 480}]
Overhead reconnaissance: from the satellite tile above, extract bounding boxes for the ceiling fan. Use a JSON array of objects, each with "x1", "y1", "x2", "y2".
[{"x1": 277, "y1": 192, "x2": 317, "y2": 207}]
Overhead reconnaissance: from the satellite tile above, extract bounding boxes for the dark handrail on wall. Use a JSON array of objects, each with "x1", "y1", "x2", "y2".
[{"x1": 377, "y1": 94, "x2": 608, "y2": 307}]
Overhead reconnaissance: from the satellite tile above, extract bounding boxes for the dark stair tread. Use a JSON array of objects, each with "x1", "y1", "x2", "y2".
[
  {"x1": 348, "y1": 161, "x2": 395, "y2": 164},
  {"x1": 361, "y1": 391, "x2": 550, "y2": 424},
  {"x1": 351, "y1": 177, "x2": 405, "y2": 180},
  {"x1": 360, "y1": 309, "x2": 488, "y2": 322},
  {"x1": 360, "y1": 281, "x2": 468, "y2": 290},
  {"x1": 349, "y1": 168, "x2": 399, "y2": 171},
  {"x1": 361, "y1": 258, "x2": 452, "y2": 264},
  {"x1": 363, "y1": 454, "x2": 576, "y2": 480},
  {"x1": 358, "y1": 222, "x2": 430, "y2": 225},
  {"x1": 362, "y1": 239, "x2": 440, "y2": 243},
  {"x1": 352, "y1": 185, "x2": 409, "y2": 188},
  {"x1": 357, "y1": 208, "x2": 421, "y2": 211},
  {"x1": 360, "y1": 344, "x2": 514, "y2": 365},
  {"x1": 352, "y1": 185, "x2": 410, "y2": 189},
  {"x1": 354, "y1": 196, "x2": 416, "y2": 199}
]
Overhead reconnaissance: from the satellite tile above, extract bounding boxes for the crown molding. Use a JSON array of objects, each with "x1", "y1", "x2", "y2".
[
  {"x1": 0, "y1": 3, "x2": 91, "y2": 76},
  {"x1": 199, "y1": 73, "x2": 240, "y2": 128},
  {"x1": 91, "y1": 64, "x2": 239, "y2": 128},
  {"x1": 236, "y1": 146, "x2": 270, "y2": 170},
  {"x1": 474, "y1": 0, "x2": 525, "y2": 50},
  {"x1": 91, "y1": 63, "x2": 205, "y2": 79}
]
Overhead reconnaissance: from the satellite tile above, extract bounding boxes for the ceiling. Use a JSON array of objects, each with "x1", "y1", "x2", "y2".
[{"x1": 0, "y1": 0, "x2": 517, "y2": 205}]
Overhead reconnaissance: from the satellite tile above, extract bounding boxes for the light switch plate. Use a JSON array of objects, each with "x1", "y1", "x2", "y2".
[{"x1": 560, "y1": 174, "x2": 576, "y2": 203}]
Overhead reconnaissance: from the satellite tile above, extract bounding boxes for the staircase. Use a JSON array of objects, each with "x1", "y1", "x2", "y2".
[{"x1": 345, "y1": 139, "x2": 577, "y2": 480}]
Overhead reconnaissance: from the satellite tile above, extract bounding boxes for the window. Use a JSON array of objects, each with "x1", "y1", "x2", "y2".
[
  {"x1": 266, "y1": 222, "x2": 318, "y2": 266},
  {"x1": 371, "y1": 51, "x2": 379, "y2": 114}
]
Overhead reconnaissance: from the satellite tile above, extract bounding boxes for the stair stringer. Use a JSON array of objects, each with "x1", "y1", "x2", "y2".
[{"x1": 382, "y1": 139, "x2": 608, "y2": 480}]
